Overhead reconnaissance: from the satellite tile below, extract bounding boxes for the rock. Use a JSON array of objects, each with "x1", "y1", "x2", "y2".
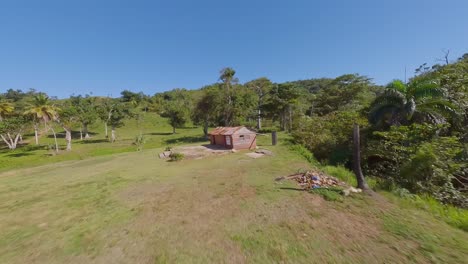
[
  {"x1": 163, "y1": 151, "x2": 172, "y2": 157},
  {"x1": 255, "y1": 149, "x2": 273, "y2": 156},
  {"x1": 158, "y1": 153, "x2": 166, "y2": 159},
  {"x1": 246, "y1": 152, "x2": 264, "y2": 159},
  {"x1": 342, "y1": 187, "x2": 362, "y2": 196}
]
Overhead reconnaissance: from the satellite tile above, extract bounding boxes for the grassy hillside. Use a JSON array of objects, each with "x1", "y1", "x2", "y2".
[
  {"x1": 1, "y1": 133, "x2": 467, "y2": 263},
  {"x1": 0, "y1": 113, "x2": 205, "y2": 172}
]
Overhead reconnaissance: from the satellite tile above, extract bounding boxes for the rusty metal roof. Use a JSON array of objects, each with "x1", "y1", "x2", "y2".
[{"x1": 208, "y1": 126, "x2": 254, "y2": 136}]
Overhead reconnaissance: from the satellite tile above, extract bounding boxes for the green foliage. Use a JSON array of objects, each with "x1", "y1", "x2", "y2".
[
  {"x1": 0, "y1": 101, "x2": 14, "y2": 120},
  {"x1": 133, "y1": 133, "x2": 146, "y2": 151},
  {"x1": 191, "y1": 85, "x2": 222, "y2": 135},
  {"x1": 289, "y1": 144, "x2": 319, "y2": 166},
  {"x1": 386, "y1": 193, "x2": 468, "y2": 232},
  {"x1": 24, "y1": 93, "x2": 59, "y2": 123},
  {"x1": 366, "y1": 124, "x2": 467, "y2": 207},
  {"x1": 158, "y1": 89, "x2": 191, "y2": 133},
  {"x1": 169, "y1": 152, "x2": 184, "y2": 162},
  {"x1": 264, "y1": 83, "x2": 303, "y2": 131},
  {"x1": 313, "y1": 74, "x2": 377, "y2": 116},
  {"x1": 321, "y1": 165, "x2": 357, "y2": 186},
  {"x1": 108, "y1": 102, "x2": 131, "y2": 129},
  {"x1": 369, "y1": 78, "x2": 458, "y2": 127},
  {"x1": 69, "y1": 95, "x2": 98, "y2": 129},
  {"x1": 293, "y1": 111, "x2": 368, "y2": 164}
]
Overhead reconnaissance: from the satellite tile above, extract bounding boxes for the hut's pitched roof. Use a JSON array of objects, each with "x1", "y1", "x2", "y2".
[{"x1": 209, "y1": 126, "x2": 254, "y2": 136}]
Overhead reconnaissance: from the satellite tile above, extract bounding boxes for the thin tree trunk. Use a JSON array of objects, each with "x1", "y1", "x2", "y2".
[
  {"x1": 111, "y1": 126, "x2": 116, "y2": 143},
  {"x1": 203, "y1": 121, "x2": 209, "y2": 138},
  {"x1": 257, "y1": 108, "x2": 262, "y2": 130},
  {"x1": 65, "y1": 128, "x2": 72, "y2": 151},
  {"x1": 172, "y1": 126, "x2": 176, "y2": 134},
  {"x1": 49, "y1": 125, "x2": 59, "y2": 153},
  {"x1": 353, "y1": 123, "x2": 369, "y2": 190},
  {"x1": 80, "y1": 127, "x2": 83, "y2": 140},
  {"x1": 0, "y1": 133, "x2": 20, "y2": 150},
  {"x1": 34, "y1": 124, "x2": 39, "y2": 145},
  {"x1": 83, "y1": 123, "x2": 90, "y2": 139},
  {"x1": 288, "y1": 105, "x2": 292, "y2": 132},
  {"x1": 104, "y1": 123, "x2": 108, "y2": 138}
]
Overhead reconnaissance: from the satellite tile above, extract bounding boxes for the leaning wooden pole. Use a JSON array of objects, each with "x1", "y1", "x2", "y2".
[{"x1": 353, "y1": 123, "x2": 369, "y2": 190}]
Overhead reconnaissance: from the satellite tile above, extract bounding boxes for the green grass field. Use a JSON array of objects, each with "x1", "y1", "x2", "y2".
[
  {"x1": 1, "y1": 115, "x2": 467, "y2": 263},
  {"x1": 0, "y1": 114, "x2": 205, "y2": 172}
]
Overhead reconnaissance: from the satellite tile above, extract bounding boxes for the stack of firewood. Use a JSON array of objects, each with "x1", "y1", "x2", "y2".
[{"x1": 276, "y1": 170, "x2": 346, "y2": 189}]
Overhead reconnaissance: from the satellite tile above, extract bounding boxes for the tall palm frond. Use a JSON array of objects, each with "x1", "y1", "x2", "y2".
[
  {"x1": 24, "y1": 94, "x2": 60, "y2": 123},
  {"x1": 369, "y1": 89, "x2": 406, "y2": 125},
  {"x1": 369, "y1": 78, "x2": 457, "y2": 127},
  {"x1": 409, "y1": 80, "x2": 444, "y2": 100},
  {"x1": 386, "y1": 79, "x2": 407, "y2": 94},
  {"x1": 0, "y1": 102, "x2": 14, "y2": 121}
]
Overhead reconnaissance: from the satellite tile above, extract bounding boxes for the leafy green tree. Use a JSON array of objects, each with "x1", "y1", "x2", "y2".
[
  {"x1": 162, "y1": 104, "x2": 188, "y2": 134},
  {"x1": 0, "y1": 115, "x2": 29, "y2": 150},
  {"x1": 192, "y1": 85, "x2": 222, "y2": 136},
  {"x1": 57, "y1": 105, "x2": 79, "y2": 151},
  {"x1": 159, "y1": 89, "x2": 191, "y2": 134},
  {"x1": 265, "y1": 83, "x2": 302, "y2": 131},
  {"x1": 229, "y1": 85, "x2": 257, "y2": 126},
  {"x1": 108, "y1": 102, "x2": 131, "y2": 142},
  {"x1": 293, "y1": 111, "x2": 368, "y2": 164},
  {"x1": 24, "y1": 94, "x2": 60, "y2": 150},
  {"x1": 369, "y1": 79, "x2": 458, "y2": 127},
  {"x1": 313, "y1": 74, "x2": 376, "y2": 116},
  {"x1": 70, "y1": 95, "x2": 97, "y2": 139},
  {"x1": 96, "y1": 97, "x2": 115, "y2": 138},
  {"x1": 245, "y1": 77, "x2": 273, "y2": 129}
]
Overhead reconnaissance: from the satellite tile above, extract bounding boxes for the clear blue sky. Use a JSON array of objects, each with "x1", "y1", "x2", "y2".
[{"x1": 1, "y1": 0, "x2": 467, "y2": 98}]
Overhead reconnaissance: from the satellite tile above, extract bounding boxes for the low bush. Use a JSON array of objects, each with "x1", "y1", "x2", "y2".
[
  {"x1": 366, "y1": 124, "x2": 467, "y2": 208},
  {"x1": 133, "y1": 133, "x2": 146, "y2": 151},
  {"x1": 169, "y1": 152, "x2": 184, "y2": 162}
]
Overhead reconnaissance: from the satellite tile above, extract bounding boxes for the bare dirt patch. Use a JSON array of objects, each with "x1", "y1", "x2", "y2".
[{"x1": 170, "y1": 145, "x2": 232, "y2": 160}]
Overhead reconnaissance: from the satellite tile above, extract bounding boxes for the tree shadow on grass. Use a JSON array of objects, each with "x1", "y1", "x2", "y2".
[
  {"x1": 5, "y1": 152, "x2": 34, "y2": 158},
  {"x1": 46, "y1": 130, "x2": 98, "y2": 138},
  {"x1": 145, "y1": 132, "x2": 173, "y2": 136},
  {"x1": 165, "y1": 136, "x2": 208, "y2": 145},
  {"x1": 279, "y1": 187, "x2": 305, "y2": 192},
  {"x1": 79, "y1": 139, "x2": 109, "y2": 144}
]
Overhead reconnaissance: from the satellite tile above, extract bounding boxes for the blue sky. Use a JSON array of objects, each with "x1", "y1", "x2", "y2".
[{"x1": 1, "y1": 0, "x2": 467, "y2": 98}]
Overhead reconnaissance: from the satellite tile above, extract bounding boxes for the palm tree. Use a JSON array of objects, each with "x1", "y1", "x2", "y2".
[
  {"x1": 0, "y1": 101, "x2": 14, "y2": 121},
  {"x1": 24, "y1": 94, "x2": 60, "y2": 151},
  {"x1": 369, "y1": 79, "x2": 458, "y2": 127}
]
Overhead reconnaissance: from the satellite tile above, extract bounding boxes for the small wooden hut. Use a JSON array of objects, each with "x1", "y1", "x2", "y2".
[{"x1": 208, "y1": 126, "x2": 257, "y2": 150}]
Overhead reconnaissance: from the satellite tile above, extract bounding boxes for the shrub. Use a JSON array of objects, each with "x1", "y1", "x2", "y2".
[
  {"x1": 290, "y1": 144, "x2": 319, "y2": 166},
  {"x1": 366, "y1": 124, "x2": 467, "y2": 207},
  {"x1": 169, "y1": 152, "x2": 184, "y2": 162},
  {"x1": 292, "y1": 111, "x2": 368, "y2": 164},
  {"x1": 133, "y1": 133, "x2": 146, "y2": 151},
  {"x1": 258, "y1": 127, "x2": 279, "y2": 133}
]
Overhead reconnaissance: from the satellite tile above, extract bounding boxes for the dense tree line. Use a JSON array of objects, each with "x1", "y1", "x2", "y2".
[{"x1": 1, "y1": 53, "x2": 467, "y2": 207}]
